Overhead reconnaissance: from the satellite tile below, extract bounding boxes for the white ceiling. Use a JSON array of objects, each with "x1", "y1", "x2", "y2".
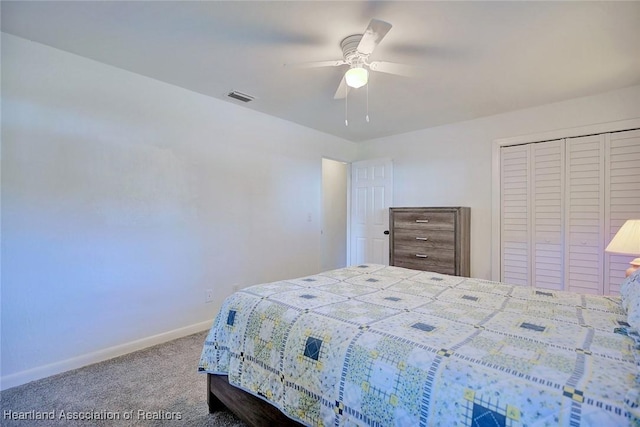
[{"x1": 2, "y1": 1, "x2": 640, "y2": 142}]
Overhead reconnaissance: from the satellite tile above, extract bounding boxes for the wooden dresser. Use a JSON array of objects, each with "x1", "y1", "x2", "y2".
[{"x1": 389, "y1": 207, "x2": 470, "y2": 276}]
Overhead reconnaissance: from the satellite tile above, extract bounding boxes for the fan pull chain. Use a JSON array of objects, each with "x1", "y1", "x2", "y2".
[
  {"x1": 366, "y1": 81, "x2": 370, "y2": 123},
  {"x1": 345, "y1": 84, "x2": 349, "y2": 126}
]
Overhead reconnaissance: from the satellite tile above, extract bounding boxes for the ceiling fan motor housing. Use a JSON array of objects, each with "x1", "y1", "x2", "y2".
[{"x1": 341, "y1": 34, "x2": 366, "y2": 67}]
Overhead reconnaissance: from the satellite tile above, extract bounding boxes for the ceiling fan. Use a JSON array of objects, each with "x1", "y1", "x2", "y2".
[{"x1": 287, "y1": 19, "x2": 417, "y2": 99}]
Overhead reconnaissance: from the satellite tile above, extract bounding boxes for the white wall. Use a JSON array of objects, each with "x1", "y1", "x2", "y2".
[
  {"x1": 0, "y1": 34, "x2": 358, "y2": 388},
  {"x1": 358, "y1": 84, "x2": 640, "y2": 280}
]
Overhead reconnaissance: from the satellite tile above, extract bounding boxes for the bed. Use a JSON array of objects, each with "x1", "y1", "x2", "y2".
[{"x1": 198, "y1": 264, "x2": 640, "y2": 426}]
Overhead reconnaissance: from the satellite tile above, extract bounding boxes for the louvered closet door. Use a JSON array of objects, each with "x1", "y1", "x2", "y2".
[
  {"x1": 605, "y1": 129, "x2": 640, "y2": 294},
  {"x1": 501, "y1": 144, "x2": 530, "y2": 285},
  {"x1": 565, "y1": 135, "x2": 605, "y2": 294},
  {"x1": 531, "y1": 140, "x2": 564, "y2": 290}
]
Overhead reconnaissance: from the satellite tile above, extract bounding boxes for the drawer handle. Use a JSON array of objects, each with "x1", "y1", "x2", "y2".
[
  {"x1": 416, "y1": 254, "x2": 428, "y2": 258},
  {"x1": 415, "y1": 237, "x2": 429, "y2": 241},
  {"x1": 416, "y1": 219, "x2": 430, "y2": 223}
]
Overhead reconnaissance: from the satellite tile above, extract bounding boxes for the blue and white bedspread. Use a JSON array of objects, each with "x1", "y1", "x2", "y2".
[{"x1": 198, "y1": 264, "x2": 639, "y2": 426}]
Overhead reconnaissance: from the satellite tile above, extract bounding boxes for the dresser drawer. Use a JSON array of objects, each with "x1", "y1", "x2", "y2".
[
  {"x1": 392, "y1": 229, "x2": 455, "y2": 250},
  {"x1": 392, "y1": 211, "x2": 455, "y2": 231},
  {"x1": 392, "y1": 249, "x2": 455, "y2": 275},
  {"x1": 393, "y1": 260, "x2": 455, "y2": 275},
  {"x1": 392, "y1": 247, "x2": 454, "y2": 267}
]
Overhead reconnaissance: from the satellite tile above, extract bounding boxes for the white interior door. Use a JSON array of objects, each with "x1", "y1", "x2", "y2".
[
  {"x1": 604, "y1": 129, "x2": 640, "y2": 294},
  {"x1": 350, "y1": 158, "x2": 393, "y2": 265},
  {"x1": 500, "y1": 144, "x2": 531, "y2": 285},
  {"x1": 564, "y1": 134, "x2": 605, "y2": 294},
  {"x1": 531, "y1": 139, "x2": 565, "y2": 290}
]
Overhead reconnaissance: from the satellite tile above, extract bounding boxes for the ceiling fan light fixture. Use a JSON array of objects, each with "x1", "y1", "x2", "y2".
[{"x1": 345, "y1": 67, "x2": 368, "y2": 89}]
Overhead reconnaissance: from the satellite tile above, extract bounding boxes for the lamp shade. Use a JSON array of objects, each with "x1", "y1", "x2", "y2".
[
  {"x1": 344, "y1": 67, "x2": 368, "y2": 89},
  {"x1": 605, "y1": 219, "x2": 640, "y2": 256}
]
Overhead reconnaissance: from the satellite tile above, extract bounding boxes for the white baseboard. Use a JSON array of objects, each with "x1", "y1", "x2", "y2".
[{"x1": 0, "y1": 319, "x2": 213, "y2": 391}]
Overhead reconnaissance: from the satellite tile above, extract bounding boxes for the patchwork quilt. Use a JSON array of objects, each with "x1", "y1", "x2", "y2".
[{"x1": 198, "y1": 264, "x2": 639, "y2": 426}]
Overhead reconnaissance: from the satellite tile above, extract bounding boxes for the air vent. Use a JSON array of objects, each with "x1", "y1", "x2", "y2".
[{"x1": 227, "y1": 91, "x2": 255, "y2": 103}]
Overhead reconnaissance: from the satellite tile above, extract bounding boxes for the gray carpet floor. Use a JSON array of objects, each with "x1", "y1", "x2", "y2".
[{"x1": 0, "y1": 331, "x2": 248, "y2": 426}]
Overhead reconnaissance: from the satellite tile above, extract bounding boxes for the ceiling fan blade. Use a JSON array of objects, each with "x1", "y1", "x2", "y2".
[
  {"x1": 333, "y1": 76, "x2": 350, "y2": 100},
  {"x1": 368, "y1": 61, "x2": 417, "y2": 77},
  {"x1": 284, "y1": 59, "x2": 346, "y2": 69},
  {"x1": 357, "y1": 19, "x2": 392, "y2": 55}
]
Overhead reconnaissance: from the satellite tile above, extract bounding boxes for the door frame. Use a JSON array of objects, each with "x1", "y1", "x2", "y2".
[
  {"x1": 321, "y1": 156, "x2": 395, "y2": 268},
  {"x1": 321, "y1": 157, "x2": 350, "y2": 270}
]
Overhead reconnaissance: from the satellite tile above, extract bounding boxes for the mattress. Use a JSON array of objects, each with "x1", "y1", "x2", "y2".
[{"x1": 198, "y1": 264, "x2": 640, "y2": 426}]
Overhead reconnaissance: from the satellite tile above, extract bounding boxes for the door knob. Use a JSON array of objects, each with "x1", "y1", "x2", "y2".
[{"x1": 384, "y1": 230, "x2": 390, "y2": 235}]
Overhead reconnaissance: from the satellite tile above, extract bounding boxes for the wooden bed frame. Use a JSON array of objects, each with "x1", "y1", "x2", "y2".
[{"x1": 207, "y1": 373, "x2": 305, "y2": 427}]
